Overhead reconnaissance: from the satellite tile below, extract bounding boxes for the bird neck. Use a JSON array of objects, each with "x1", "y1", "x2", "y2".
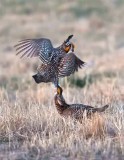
[
  {"x1": 54, "y1": 94, "x2": 69, "y2": 114},
  {"x1": 55, "y1": 45, "x2": 66, "y2": 54}
]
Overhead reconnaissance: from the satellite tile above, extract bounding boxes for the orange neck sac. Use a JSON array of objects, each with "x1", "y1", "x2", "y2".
[{"x1": 64, "y1": 46, "x2": 71, "y2": 53}]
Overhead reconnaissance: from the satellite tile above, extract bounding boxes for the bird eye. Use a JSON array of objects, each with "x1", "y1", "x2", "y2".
[{"x1": 66, "y1": 42, "x2": 70, "y2": 46}]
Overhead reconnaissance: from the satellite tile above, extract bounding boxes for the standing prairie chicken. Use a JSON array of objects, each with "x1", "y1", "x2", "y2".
[
  {"x1": 15, "y1": 35, "x2": 86, "y2": 87},
  {"x1": 54, "y1": 86, "x2": 109, "y2": 121}
]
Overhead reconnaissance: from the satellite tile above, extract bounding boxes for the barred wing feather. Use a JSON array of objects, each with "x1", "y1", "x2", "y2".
[
  {"x1": 58, "y1": 53, "x2": 86, "y2": 77},
  {"x1": 14, "y1": 38, "x2": 54, "y2": 63}
]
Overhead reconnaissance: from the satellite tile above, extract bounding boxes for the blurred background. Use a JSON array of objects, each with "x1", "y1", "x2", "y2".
[
  {"x1": 0, "y1": 1, "x2": 124, "y2": 159},
  {"x1": 0, "y1": 0, "x2": 124, "y2": 102}
]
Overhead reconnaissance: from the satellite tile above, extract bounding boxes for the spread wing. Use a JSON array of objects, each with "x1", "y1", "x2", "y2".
[
  {"x1": 14, "y1": 38, "x2": 54, "y2": 63},
  {"x1": 58, "y1": 52, "x2": 86, "y2": 77}
]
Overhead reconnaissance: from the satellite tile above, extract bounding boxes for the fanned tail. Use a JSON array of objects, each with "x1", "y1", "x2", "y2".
[
  {"x1": 94, "y1": 104, "x2": 109, "y2": 113},
  {"x1": 32, "y1": 74, "x2": 43, "y2": 84}
]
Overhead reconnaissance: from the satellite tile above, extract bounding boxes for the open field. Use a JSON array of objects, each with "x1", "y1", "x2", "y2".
[{"x1": 0, "y1": 0, "x2": 124, "y2": 159}]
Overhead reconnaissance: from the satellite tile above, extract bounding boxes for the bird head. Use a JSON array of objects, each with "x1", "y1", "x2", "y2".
[
  {"x1": 57, "y1": 85, "x2": 63, "y2": 95},
  {"x1": 63, "y1": 35, "x2": 75, "y2": 53}
]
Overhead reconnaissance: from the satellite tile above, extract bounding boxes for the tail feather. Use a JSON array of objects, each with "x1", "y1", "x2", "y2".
[
  {"x1": 94, "y1": 104, "x2": 109, "y2": 113},
  {"x1": 32, "y1": 74, "x2": 43, "y2": 84}
]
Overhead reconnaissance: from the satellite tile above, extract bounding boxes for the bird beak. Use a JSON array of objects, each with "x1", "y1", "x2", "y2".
[{"x1": 57, "y1": 87, "x2": 61, "y2": 95}]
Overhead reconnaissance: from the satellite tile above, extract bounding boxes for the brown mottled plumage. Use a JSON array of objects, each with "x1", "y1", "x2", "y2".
[
  {"x1": 15, "y1": 35, "x2": 86, "y2": 87},
  {"x1": 54, "y1": 86, "x2": 109, "y2": 121}
]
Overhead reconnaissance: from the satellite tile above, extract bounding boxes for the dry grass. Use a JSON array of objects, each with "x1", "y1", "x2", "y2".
[
  {"x1": 0, "y1": 0, "x2": 124, "y2": 159},
  {"x1": 0, "y1": 79, "x2": 123, "y2": 159}
]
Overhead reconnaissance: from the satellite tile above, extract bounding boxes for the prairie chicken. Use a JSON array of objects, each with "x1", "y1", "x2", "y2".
[
  {"x1": 54, "y1": 86, "x2": 109, "y2": 121},
  {"x1": 15, "y1": 35, "x2": 86, "y2": 87}
]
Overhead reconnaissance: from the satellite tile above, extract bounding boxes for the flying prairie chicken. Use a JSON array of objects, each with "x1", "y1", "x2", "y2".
[
  {"x1": 15, "y1": 35, "x2": 86, "y2": 87},
  {"x1": 54, "y1": 86, "x2": 109, "y2": 121}
]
